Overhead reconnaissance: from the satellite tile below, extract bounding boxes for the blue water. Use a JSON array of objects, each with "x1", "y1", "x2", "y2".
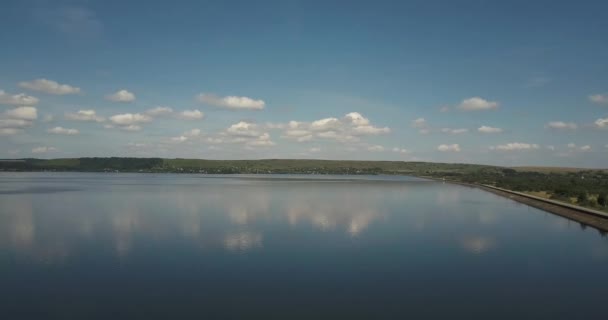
[{"x1": 1, "y1": 173, "x2": 607, "y2": 319}]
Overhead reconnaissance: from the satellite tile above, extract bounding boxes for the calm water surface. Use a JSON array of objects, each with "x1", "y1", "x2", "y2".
[{"x1": 1, "y1": 173, "x2": 607, "y2": 319}]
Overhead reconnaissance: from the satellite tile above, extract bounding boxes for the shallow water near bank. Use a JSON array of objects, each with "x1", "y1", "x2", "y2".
[{"x1": 1, "y1": 173, "x2": 607, "y2": 319}]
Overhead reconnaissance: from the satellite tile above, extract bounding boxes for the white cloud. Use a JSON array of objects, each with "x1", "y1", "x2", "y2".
[
  {"x1": 545, "y1": 121, "x2": 577, "y2": 130},
  {"x1": 212, "y1": 122, "x2": 276, "y2": 148},
  {"x1": 4, "y1": 106, "x2": 38, "y2": 120},
  {"x1": 226, "y1": 121, "x2": 261, "y2": 137},
  {"x1": 437, "y1": 144, "x2": 461, "y2": 152},
  {"x1": 65, "y1": 109, "x2": 105, "y2": 122},
  {"x1": 352, "y1": 125, "x2": 390, "y2": 135},
  {"x1": 197, "y1": 93, "x2": 265, "y2": 110},
  {"x1": 316, "y1": 130, "x2": 338, "y2": 139},
  {"x1": 392, "y1": 147, "x2": 408, "y2": 154},
  {"x1": 247, "y1": 140, "x2": 275, "y2": 147},
  {"x1": 184, "y1": 128, "x2": 201, "y2": 137},
  {"x1": 441, "y1": 128, "x2": 468, "y2": 135},
  {"x1": 309, "y1": 147, "x2": 321, "y2": 153},
  {"x1": 171, "y1": 129, "x2": 201, "y2": 143},
  {"x1": 127, "y1": 142, "x2": 149, "y2": 149},
  {"x1": 281, "y1": 128, "x2": 315, "y2": 142},
  {"x1": 317, "y1": 130, "x2": 359, "y2": 142},
  {"x1": 0, "y1": 128, "x2": 22, "y2": 136},
  {"x1": 145, "y1": 106, "x2": 173, "y2": 117},
  {"x1": 0, "y1": 119, "x2": 31, "y2": 129},
  {"x1": 272, "y1": 114, "x2": 382, "y2": 144},
  {"x1": 269, "y1": 112, "x2": 389, "y2": 144},
  {"x1": 457, "y1": 97, "x2": 498, "y2": 111},
  {"x1": 32, "y1": 146, "x2": 58, "y2": 154},
  {"x1": 367, "y1": 145, "x2": 385, "y2": 152},
  {"x1": 178, "y1": 109, "x2": 204, "y2": 120},
  {"x1": 283, "y1": 129, "x2": 311, "y2": 137},
  {"x1": 490, "y1": 142, "x2": 539, "y2": 151},
  {"x1": 343, "y1": 114, "x2": 389, "y2": 135},
  {"x1": 171, "y1": 135, "x2": 188, "y2": 143},
  {"x1": 296, "y1": 135, "x2": 313, "y2": 142},
  {"x1": 48, "y1": 126, "x2": 79, "y2": 135},
  {"x1": 311, "y1": 117, "x2": 340, "y2": 131},
  {"x1": 594, "y1": 117, "x2": 608, "y2": 129},
  {"x1": 170, "y1": 128, "x2": 201, "y2": 143},
  {"x1": 109, "y1": 113, "x2": 151, "y2": 126},
  {"x1": 478, "y1": 125, "x2": 503, "y2": 133},
  {"x1": 265, "y1": 122, "x2": 288, "y2": 130},
  {"x1": 412, "y1": 117, "x2": 431, "y2": 134},
  {"x1": 440, "y1": 106, "x2": 450, "y2": 112},
  {"x1": 566, "y1": 143, "x2": 592, "y2": 152},
  {"x1": 104, "y1": 124, "x2": 141, "y2": 131},
  {"x1": 412, "y1": 118, "x2": 427, "y2": 128},
  {"x1": 546, "y1": 145, "x2": 555, "y2": 151},
  {"x1": 0, "y1": 90, "x2": 39, "y2": 105},
  {"x1": 121, "y1": 125, "x2": 142, "y2": 131},
  {"x1": 107, "y1": 113, "x2": 151, "y2": 131},
  {"x1": 105, "y1": 89, "x2": 135, "y2": 102},
  {"x1": 246, "y1": 133, "x2": 275, "y2": 147},
  {"x1": 206, "y1": 137, "x2": 224, "y2": 144},
  {"x1": 287, "y1": 120, "x2": 303, "y2": 129},
  {"x1": 589, "y1": 94, "x2": 608, "y2": 104},
  {"x1": 344, "y1": 112, "x2": 370, "y2": 126},
  {"x1": 42, "y1": 114, "x2": 54, "y2": 122},
  {"x1": 0, "y1": 106, "x2": 37, "y2": 134},
  {"x1": 19, "y1": 78, "x2": 81, "y2": 95}
]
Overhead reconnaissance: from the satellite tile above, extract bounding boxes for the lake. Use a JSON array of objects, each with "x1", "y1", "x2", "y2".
[{"x1": 1, "y1": 173, "x2": 607, "y2": 319}]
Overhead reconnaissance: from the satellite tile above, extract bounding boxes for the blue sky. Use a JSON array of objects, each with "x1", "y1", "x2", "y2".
[{"x1": 1, "y1": 0, "x2": 607, "y2": 167}]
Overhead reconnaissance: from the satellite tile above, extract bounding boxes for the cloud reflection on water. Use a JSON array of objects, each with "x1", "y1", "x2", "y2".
[
  {"x1": 1, "y1": 176, "x2": 605, "y2": 264},
  {"x1": 224, "y1": 232, "x2": 263, "y2": 252},
  {"x1": 0, "y1": 198, "x2": 70, "y2": 263},
  {"x1": 0, "y1": 181, "x2": 390, "y2": 260},
  {"x1": 6, "y1": 201, "x2": 35, "y2": 249},
  {"x1": 460, "y1": 236, "x2": 496, "y2": 254}
]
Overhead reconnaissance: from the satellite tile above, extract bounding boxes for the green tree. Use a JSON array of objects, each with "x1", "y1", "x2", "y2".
[
  {"x1": 577, "y1": 192, "x2": 588, "y2": 205},
  {"x1": 598, "y1": 193, "x2": 607, "y2": 207}
]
